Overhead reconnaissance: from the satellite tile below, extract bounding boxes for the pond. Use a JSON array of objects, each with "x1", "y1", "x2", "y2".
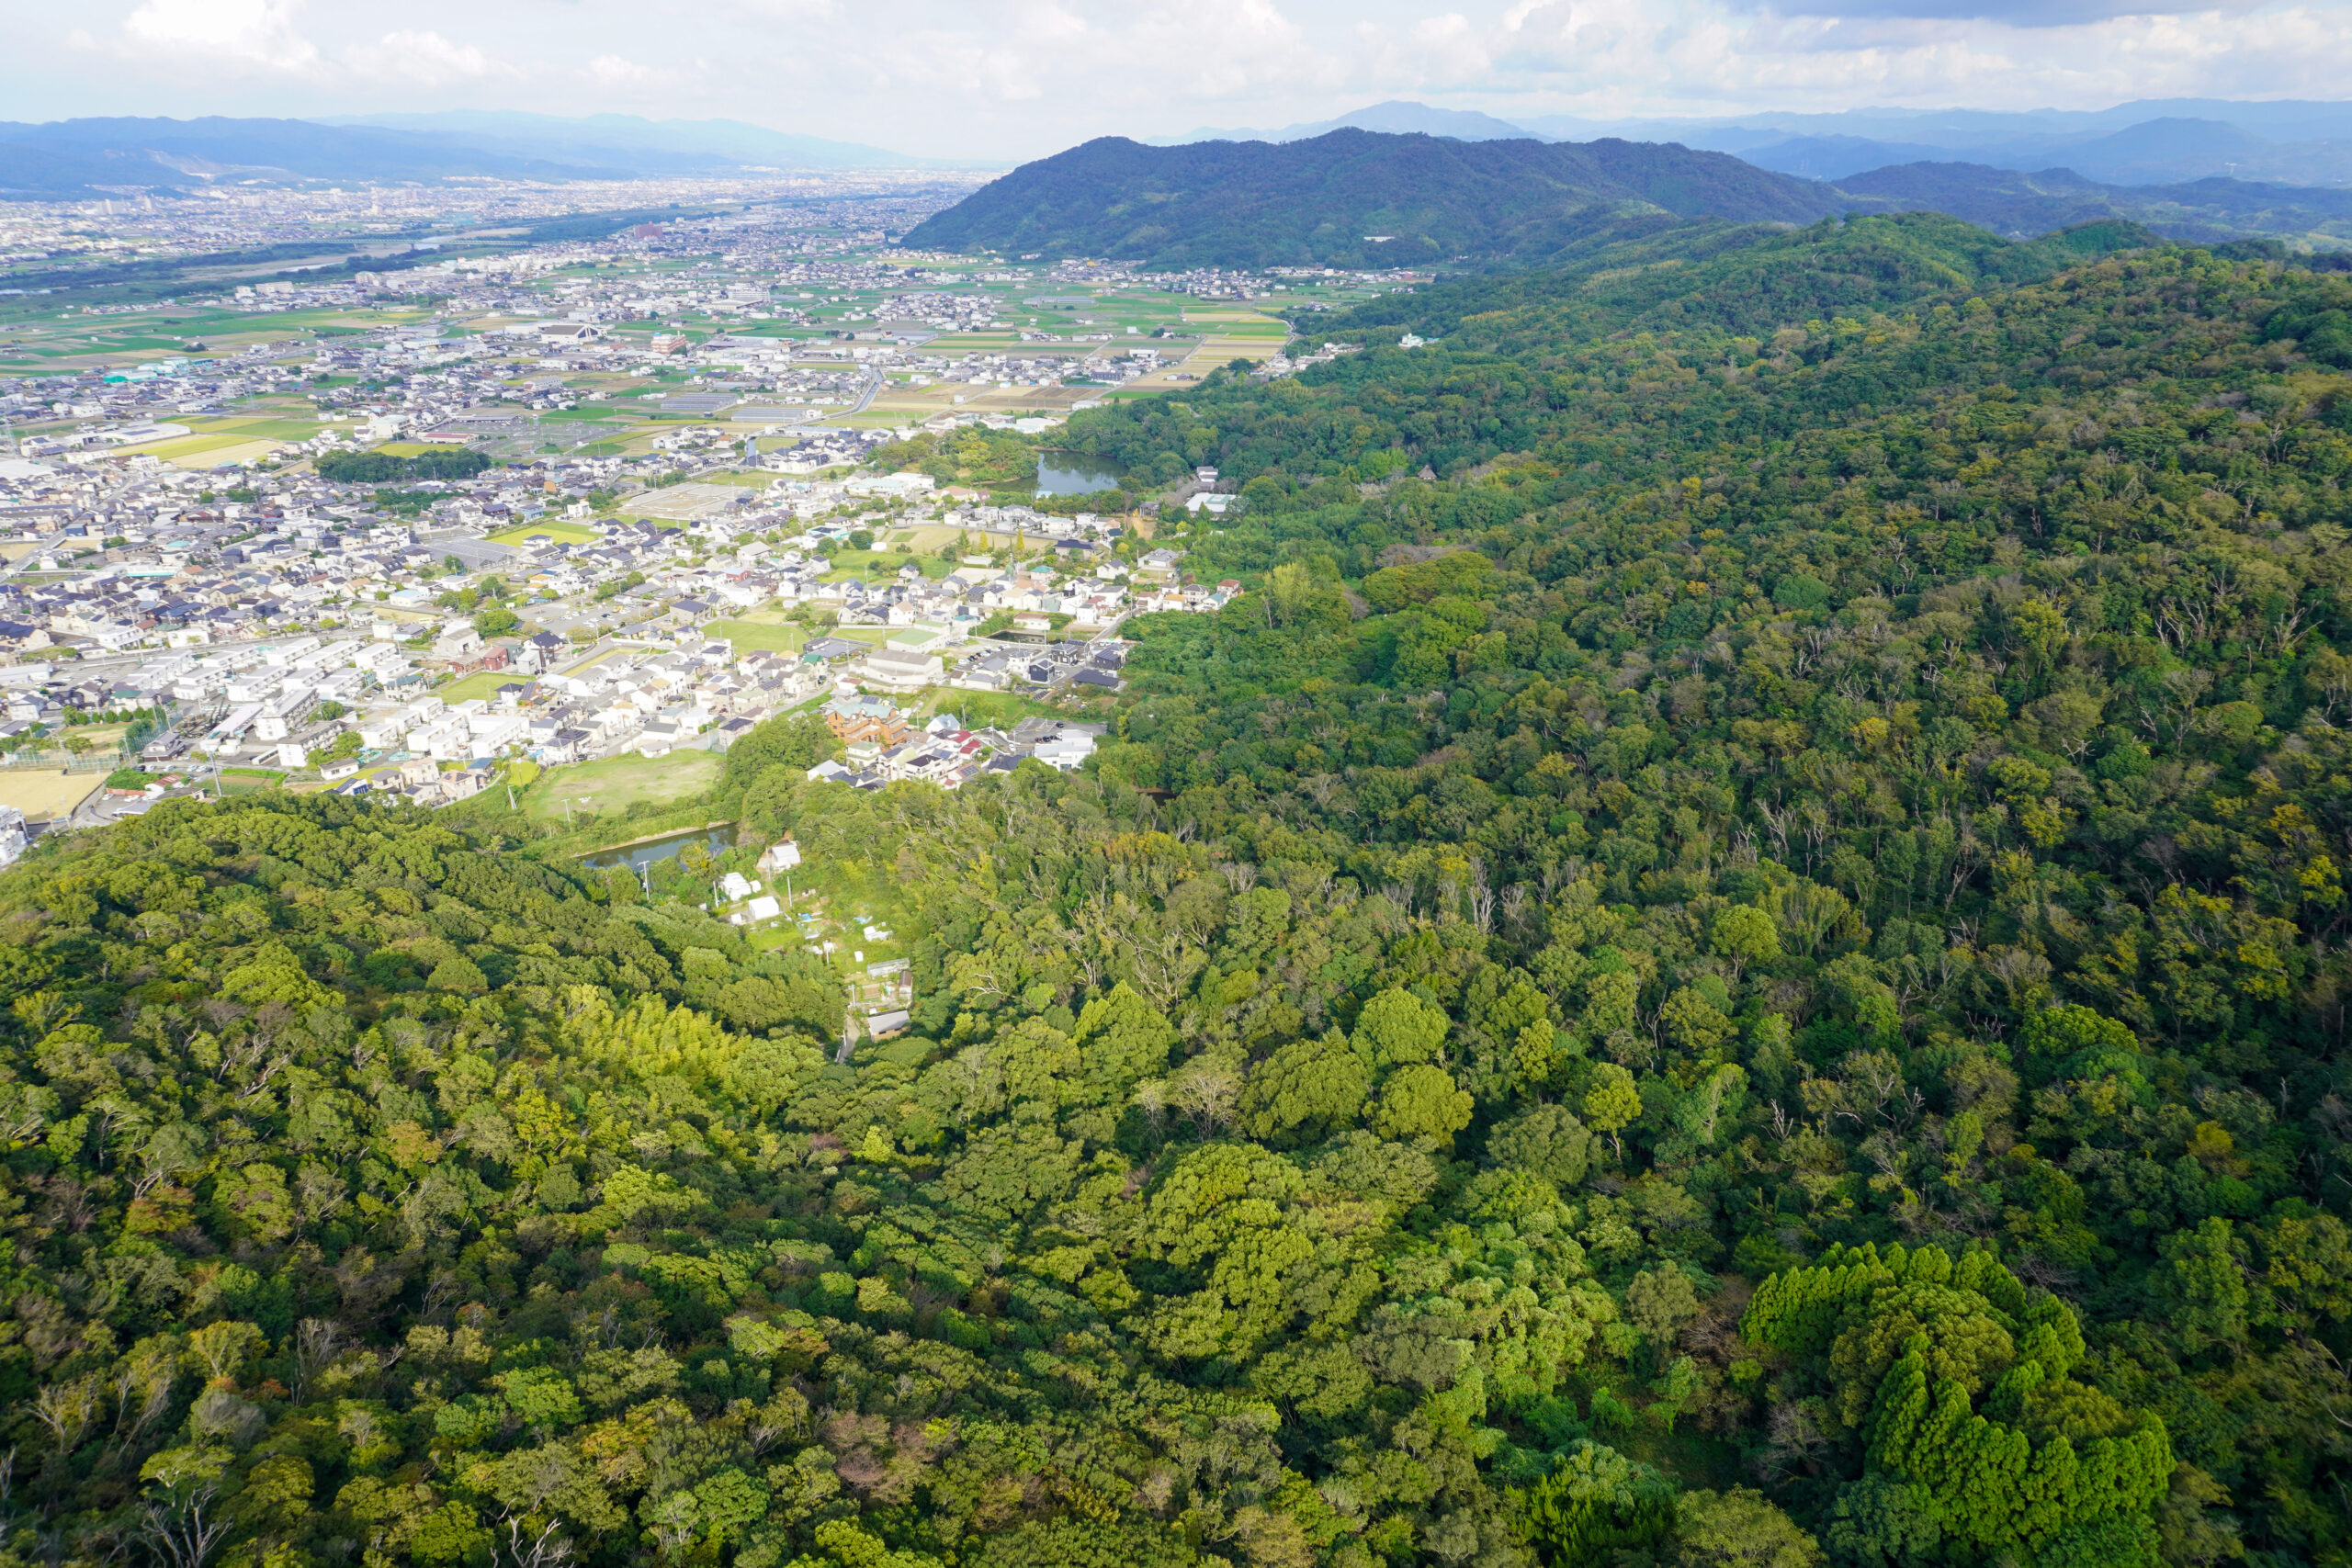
[
  {"x1": 1035, "y1": 454, "x2": 1126, "y2": 497},
  {"x1": 582, "y1": 825, "x2": 736, "y2": 874}
]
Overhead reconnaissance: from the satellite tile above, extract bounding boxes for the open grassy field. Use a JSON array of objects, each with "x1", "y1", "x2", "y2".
[
  {"x1": 824, "y1": 549, "x2": 953, "y2": 581},
  {"x1": 896, "y1": 525, "x2": 972, "y2": 553},
  {"x1": 522, "y1": 750, "x2": 722, "y2": 823},
  {"x1": 703, "y1": 619, "x2": 807, "y2": 654},
  {"x1": 917, "y1": 689, "x2": 1065, "y2": 728},
  {"x1": 218, "y1": 768, "x2": 288, "y2": 797},
  {"x1": 485, "y1": 521, "x2": 601, "y2": 546},
  {"x1": 0, "y1": 771, "x2": 104, "y2": 821},
  {"x1": 435, "y1": 672, "x2": 515, "y2": 704}
]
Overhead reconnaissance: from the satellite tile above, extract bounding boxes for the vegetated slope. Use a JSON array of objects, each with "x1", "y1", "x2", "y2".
[
  {"x1": 900, "y1": 127, "x2": 2352, "y2": 271},
  {"x1": 1317, "y1": 210, "x2": 2153, "y2": 351},
  {"x1": 900, "y1": 129, "x2": 1849, "y2": 268},
  {"x1": 1843, "y1": 160, "x2": 2352, "y2": 246},
  {"x1": 1040, "y1": 235, "x2": 2352, "y2": 1560},
  {"x1": 6, "y1": 225, "x2": 2352, "y2": 1568}
]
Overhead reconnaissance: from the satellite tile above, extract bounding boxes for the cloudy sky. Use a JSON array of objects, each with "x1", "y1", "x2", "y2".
[{"x1": 2, "y1": 0, "x2": 2346, "y2": 158}]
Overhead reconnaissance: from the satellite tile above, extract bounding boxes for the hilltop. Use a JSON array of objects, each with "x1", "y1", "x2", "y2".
[
  {"x1": 904, "y1": 128, "x2": 2352, "y2": 270},
  {"x1": 900, "y1": 129, "x2": 1850, "y2": 269}
]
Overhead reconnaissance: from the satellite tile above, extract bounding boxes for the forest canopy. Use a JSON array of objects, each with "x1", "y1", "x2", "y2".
[
  {"x1": 0, "y1": 212, "x2": 2346, "y2": 1568},
  {"x1": 315, "y1": 448, "x2": 495, "y2": 485}
]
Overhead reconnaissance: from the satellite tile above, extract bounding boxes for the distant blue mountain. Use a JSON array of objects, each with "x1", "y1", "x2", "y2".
[
  {"x1": 1515, "y1": 101, "x2": 2352, "y2": 187},
  {"x1": 0, "y1": 112, "x2": 960, "y2": 199},
  {"x1": 0, "y1": 116, "x2": 620, "y2": 197},
  {"x1": 322, "y1": 112, "x2": 953, "y2": 172},
  {"x1": 1146, "y1": 99, "x2": 2352, "y2": 186},
  {"x1": 1148, "y1": 101, "x2": 1533, "y2": 146}
]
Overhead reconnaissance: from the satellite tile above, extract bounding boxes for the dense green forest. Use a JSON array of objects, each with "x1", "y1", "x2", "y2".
[
  {"x1": 0, "y1": 210, "x2": 2348, "y2": 1568},
  {"x1": 316, "y1": 449, "x2": 495, "y2": 485}
]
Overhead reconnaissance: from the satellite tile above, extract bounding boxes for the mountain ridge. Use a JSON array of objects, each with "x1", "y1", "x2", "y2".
[
  {"x1": 1147, "y1": 100, "x2": 1535, "y2": 146},
  {"x1": 319, "y1": 110, "x2": 954, "y2": 172},
  {"x1": 906, "y1": 130, "x2": 2352, "y2": 269},
  {"x1": 901, "y1": 129, "x2": 1849, "y2": 269},
  {"x1": 0, "y1": 113, "x2": 950, "y2": 198}
]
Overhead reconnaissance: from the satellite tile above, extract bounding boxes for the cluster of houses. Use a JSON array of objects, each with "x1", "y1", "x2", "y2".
[
  {"x1": 0, "y1": 181, "x2": 1314, "y2": 825},
  {"x1": 805, "y1": 702, "x2": 1108, "y2": 792}
]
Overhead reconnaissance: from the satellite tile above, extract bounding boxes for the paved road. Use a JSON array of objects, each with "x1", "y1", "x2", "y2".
[{"x1": 843, "y1": 366, "x2": 885, "y2": 418}]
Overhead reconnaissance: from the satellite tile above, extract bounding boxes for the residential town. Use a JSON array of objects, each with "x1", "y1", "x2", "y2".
[
  {"x1": 0, "y1": 414, "x2": 1235, "y2": 832},
  {"x1": 0, "y1": 175, "x2": 1406, "y2": 847}
]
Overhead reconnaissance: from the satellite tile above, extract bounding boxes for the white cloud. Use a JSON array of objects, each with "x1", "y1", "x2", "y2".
[
  {"x1": 119, "y1": 0, "x2": 319, "y2": 71},
  {"x1": 28, "y1": 0, "x2": 2352, "y2": 161},
  {"x1": 96, "y1": 3, "x2": 527, "y2": 93},
  {"x1": 586, "y1": 53, "x2": 658, "y2": 86},
  {"x1": 341, "y1": 29, "x2": 509, "y2": 87},
  {"x1": 857, "y1": 0, "x2": 1333, "y2": 111},
  {"x1": 1304, "y1": 0, "x2": 2352, "y2": 119}
]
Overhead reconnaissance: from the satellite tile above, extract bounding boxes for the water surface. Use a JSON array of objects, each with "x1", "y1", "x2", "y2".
[
  {"x1": 1036, "y1": 455, "x2": 1126, "y2": 497},
  {"x1": 582, "y1": 825, "x2": 736, "y2": 874}
]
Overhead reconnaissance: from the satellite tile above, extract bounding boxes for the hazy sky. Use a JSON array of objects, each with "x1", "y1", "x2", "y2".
[{"x1": 3, "y1": 0, "x2": 2347, "y2": 159}]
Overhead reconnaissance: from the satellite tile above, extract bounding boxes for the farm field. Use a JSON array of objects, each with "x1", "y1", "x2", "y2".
[
  {"x1": 187, "y1": 417, "x2": 323, "y2": 438},
  {"x1": 162, "y1": 438, "x2": 284, "y2": 468},
  {"x1": 116, "y1": 433, "x2": 268, "y2": 461}
]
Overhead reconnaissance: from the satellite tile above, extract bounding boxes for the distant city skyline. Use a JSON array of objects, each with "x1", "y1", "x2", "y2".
[{"x1": 2, "y1": 0, "x2": 2348, "y2": 162}]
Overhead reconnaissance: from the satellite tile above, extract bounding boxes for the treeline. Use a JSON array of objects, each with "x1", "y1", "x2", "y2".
[{"x1": 317, "y1": 448, "x2": 495, "y2": 485}]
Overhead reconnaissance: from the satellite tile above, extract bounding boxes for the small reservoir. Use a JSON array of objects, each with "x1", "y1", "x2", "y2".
[
  {"x1": 1035, "y1": 455, "x2": 1126, "y2": 497},
  {"x1": 582, "y1": 825, "x2": 735, "y2": 874}
]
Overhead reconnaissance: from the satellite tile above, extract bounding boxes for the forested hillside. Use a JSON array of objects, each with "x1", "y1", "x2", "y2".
[
  {"x1": 903, "y1": 129, "x2": 2352, "y2": 270},
  {"x1": 1835, "y1": 164, "x2": 2352, "y2": 251},
  {"x1": 900, "y1": 130, "x2": 1846, "y2": 269},
  {"x1": 0, "y1": 211, "x2": 2346, "y2": 1568}
]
